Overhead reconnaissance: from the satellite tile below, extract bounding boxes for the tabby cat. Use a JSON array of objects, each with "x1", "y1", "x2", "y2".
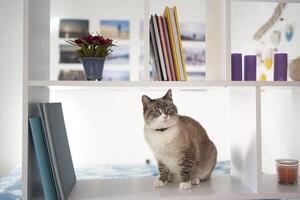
[{"x1": 142, "y1": 89, "x2": 217, "y2": 190}]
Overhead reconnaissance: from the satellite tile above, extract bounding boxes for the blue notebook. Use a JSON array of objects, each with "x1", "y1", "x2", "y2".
[{"x1": 29, "y1": 117, "x2": 58, "y2": 200}]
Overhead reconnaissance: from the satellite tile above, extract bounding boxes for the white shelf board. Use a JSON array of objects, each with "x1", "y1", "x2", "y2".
[
  {"x1": 56, "y1": 64, "x2": 130, "y2": 71},
  {"x1": 231, "y1": 0, "x2": 300, "y2": 3},
  {"x1": 68, "y1": 175, "x2": 300, "y2": 200},
  {"x1": 186, "y1": 67, "x2": 206, "y2": 73},
  {"x1": 29, "y1": 80, "x2": 300, "y2": 88},
  {"x1": 260, "y1": 174, "x2": 300, "y2": 199},
  {"x1": 68, "y1": 176, "x2": 255, "y2": 200}
]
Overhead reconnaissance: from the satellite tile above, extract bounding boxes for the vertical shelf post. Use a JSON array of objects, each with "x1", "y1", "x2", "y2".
[
  {"x1": 206, "y1": 0, "x2": 230, "y2": 81},
  {"x1": 225, "y1": 0, "x2": 231, "y2": 81},
  {"x1": 23, "y1": 0, "x2": 51, "y2": 199},
  {"x1": 230, "y1": 87, "x2": 260, "y2": 193},
  {"x1": 143, "y1": 0, "x2": 150, "y2": 81},
  {"x1": 256, "y1": 86, "x2": 262, "y2": 193},
  {"x1": 22, "y1": 0, "x2": 29, "y2": 198}
]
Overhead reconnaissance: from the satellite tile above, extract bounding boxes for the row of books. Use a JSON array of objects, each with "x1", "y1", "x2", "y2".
[
  {"x1": 150, "y1": 6, "x2": 187, "y2": 81},
  {"x1": 29, "y1": 103, "x2": 76, "y2": 200}
]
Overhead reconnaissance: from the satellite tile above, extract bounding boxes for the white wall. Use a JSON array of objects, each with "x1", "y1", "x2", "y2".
[
  {"x1": 49, "y1": 0, "x2": 221, "y2": 168},
  {"x1": 50, "y1": 88, "x2": 230, "y2": 167},
  {"x1": 50, "y1": 0, "x2": 205, "y2": 81},
  {"x1": 231, "y1": 2, "x2": 300, "y2": 80},
  {"x1": 231, "y1": 2, "x2": 300, "y2": 174},
  {"x1": 50, "y1": 0, "x2": 144, "y2": 81},
  {"x1": 261, "y1": 88, "x2": 300, "y2": 174},
  {"x1": 0, "y1": 0, "x2": 23, "y2": 177}
]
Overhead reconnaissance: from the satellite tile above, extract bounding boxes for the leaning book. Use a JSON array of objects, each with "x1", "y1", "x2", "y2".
[
  {"x1": 29, "y1": 117, "x2": 58, "y2": 200},
  {"x1": 39, "y1": 102, "x2": 76, "y2": 200}
]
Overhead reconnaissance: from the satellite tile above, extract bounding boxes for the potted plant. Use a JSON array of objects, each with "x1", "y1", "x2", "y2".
[{"x1": 67, "y1": 33, "x2": 115, "y2": 81}]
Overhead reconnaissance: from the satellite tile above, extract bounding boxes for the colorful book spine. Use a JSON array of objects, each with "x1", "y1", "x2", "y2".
[
  {"x1": 169, "y1": 7, "x2": 185, "y2": 81},
  {"x1": 164, "y1": 7, "x2": 181, "y2": 81},
  {"x1": 158, "y1": 16, "x2": 172, "y2": 81},
  {"x1": 162, "y1": 16, "x2": 176, "y2": 81},
  {"x1": 153, "y1": 15, "x2": 168, "y2": 81},
  {"x1": 149, "y1": 6, "x2": 187, "y2": 81},
  {"x1": 173, "y1": 6, "x2": 187, "y2": 80},
  {"x1": 149, "y1": 38, "x2": 159, "y2": 80},
  {"x1": 150, "y1": 16, "x2": 163, "y2": 80}
]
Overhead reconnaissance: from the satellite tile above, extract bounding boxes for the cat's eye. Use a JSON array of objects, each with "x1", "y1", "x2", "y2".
[
  {"x1": 166, "y1": 107, "x2": 171, "y2": 113},
  {"x1": 155, "y1": 109, "x2": 161, "y2": 115},
  {"x1": 166, "y1": 106, "x2": 174, "y2": 114}
]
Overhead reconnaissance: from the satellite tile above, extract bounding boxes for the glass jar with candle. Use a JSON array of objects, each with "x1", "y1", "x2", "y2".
[{"x1": 276, "y1": 159, "x2": 298, "y2": 185}]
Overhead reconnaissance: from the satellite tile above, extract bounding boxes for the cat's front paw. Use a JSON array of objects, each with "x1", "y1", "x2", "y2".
[
  {"x1": 154, "y1": 179, "x2": 166, "y2": 188},
  {"x1": 191, "y1": 178, "x2": 200, "y2": 185},
  {"x1": 179, "y1": 181, "x2": 192, "y2": 190}
]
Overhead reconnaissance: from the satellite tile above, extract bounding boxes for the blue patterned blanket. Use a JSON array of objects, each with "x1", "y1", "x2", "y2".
[{"x1": 0, "y1": 161, "x2": 230, "y2": 200}]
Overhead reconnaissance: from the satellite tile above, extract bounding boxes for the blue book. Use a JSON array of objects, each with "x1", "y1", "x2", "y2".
[{"x1": 29, "y1": 117, "x2": 58, "y2": 200}]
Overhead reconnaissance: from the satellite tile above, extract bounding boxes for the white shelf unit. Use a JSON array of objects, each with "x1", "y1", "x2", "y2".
[
  {"x1": 29, "y1": 80, "x2": 300, "y2": 88},
  {"x1": 22, "y1": 0, "x2": 300, "y2": 200},
  {"x1": 68, "y1": 175, "x2": 300, "y2": 200},
  {"x1": 25, "y1": 83, "x2": 300, "y2": 200}
]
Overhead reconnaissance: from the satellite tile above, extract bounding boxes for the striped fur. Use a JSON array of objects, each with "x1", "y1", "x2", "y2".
[{"x1": 158, "y1": 161, "x2": 169, "y2": 182}]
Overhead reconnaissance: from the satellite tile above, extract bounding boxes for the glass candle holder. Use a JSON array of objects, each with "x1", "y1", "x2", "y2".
[
  {"x1": 276, "y1": 159, "x2": 298, "y2": 185},
  {"x1": 231, "y1": 53, "x2": 242, "y2": 81}
]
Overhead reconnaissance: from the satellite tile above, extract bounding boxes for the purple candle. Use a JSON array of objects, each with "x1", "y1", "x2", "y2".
[
  {"x1": 231, "y1": 53, "x2": 242, "y2": 81},
  {"x1": 244, "y1": 55, "x2": 257, "y2": 81},
  {"x1": 274, "y1": 53, "x2": 288, "y2": 81}
]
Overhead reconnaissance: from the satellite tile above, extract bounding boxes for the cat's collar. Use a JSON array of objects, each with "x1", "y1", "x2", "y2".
[{"x1": 155, "y1": 127, "x2": 170, "y2": 132}]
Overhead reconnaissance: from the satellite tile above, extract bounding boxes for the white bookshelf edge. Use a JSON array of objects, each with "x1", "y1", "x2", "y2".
[{"x1": 28, "y1": 80, "x2": 300, "y2": 88}]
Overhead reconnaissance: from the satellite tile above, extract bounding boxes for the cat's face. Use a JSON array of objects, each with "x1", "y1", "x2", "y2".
[{"x1": 142, "y1": 89, "x2": 178, "y2": 129}]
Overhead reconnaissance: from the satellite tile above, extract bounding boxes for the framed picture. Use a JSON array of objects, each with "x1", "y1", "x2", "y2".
[
  {"x1": 183, "y1": 47, "x2": 206, "y2": 66},
  {"x1": 106, "y1": 45, "x2": 129, "y2": 65},
  {"x1": 140, "y1": 20, "x2": 144, "y2": 39},
  {"x1": 187, "y1": 72, "x2": 206, "y2": 81},
  {"x1": 59, "y1": 19, "x2": 89, "y2": 38},
  {"x1": 180, "y1": 22, "x2": 205, "y2": 41},
  {"x1": 139, "y1": 45, "x2": 144, "y2": 65},
  {"x1": 59, "y1": 45, "x2": 80, "y2": 64},
  {"x1": 99, "y1": 20, "x2": 129, "y2": 39},
  {"x1": 102, "y1": 70, "x2": 129, "y2": 81},
  {"x1": 58, "y1": 70, "x2": 85, "y2": 80}
]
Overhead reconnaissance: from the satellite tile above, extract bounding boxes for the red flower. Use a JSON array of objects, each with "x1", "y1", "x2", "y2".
[
  {"x1": 93, "y1": 35, "x2": 113, "y2": 45},
  {"x1": 66, "y1": 33, "x2": 114, "y2": 58},
  {"x1": 103, "y1": 38, "x2": 113, "y2": 45},
  {"x1": 93, "y1": 35, "x2": 104, "y2": 44},
  {"x1": 74, "y1": 39, "x2": 82, "y2": 45},
  {"x1": 82, "y1": 34, "x2": 94, "y2": 44}
]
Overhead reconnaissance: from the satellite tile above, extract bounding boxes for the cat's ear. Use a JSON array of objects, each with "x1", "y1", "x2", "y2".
[
  {"x1": 163, "y1": 89, "x2": 172, "y2": 101},
  {"x1": 142, "y1": 95, "x2": 152, "y2": 108}
]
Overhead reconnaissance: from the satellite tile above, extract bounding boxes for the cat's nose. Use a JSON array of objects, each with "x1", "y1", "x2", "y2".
[{"x1": 163, "y1": 115, "x2": 169, "y2": 120}]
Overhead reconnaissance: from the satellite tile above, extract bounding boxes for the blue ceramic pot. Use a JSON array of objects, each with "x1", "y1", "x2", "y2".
[{"x1": 80, "y1": 58, "x2": 105, "y2": 81}]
